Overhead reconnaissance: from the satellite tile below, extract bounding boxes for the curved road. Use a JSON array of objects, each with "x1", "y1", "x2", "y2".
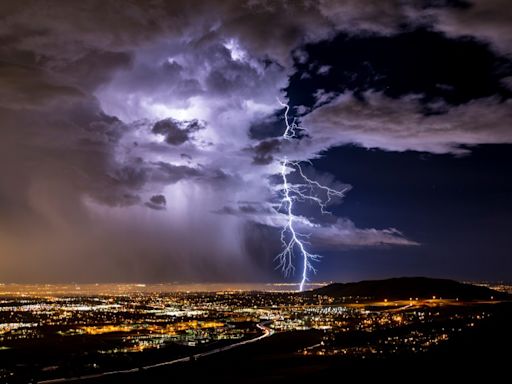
[{"x1": 38, "y1": 322, "x2": 273, "y2": 384}]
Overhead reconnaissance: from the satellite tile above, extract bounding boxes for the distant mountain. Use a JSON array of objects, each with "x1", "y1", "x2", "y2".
[{"x1": 309, "y1": 277, "x2": 510, "y2": 300}]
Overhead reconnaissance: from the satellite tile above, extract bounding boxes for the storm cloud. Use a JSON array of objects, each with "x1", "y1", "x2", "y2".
[{"x1": 0, "y1": 0, "x2": 509, "y2": 282}]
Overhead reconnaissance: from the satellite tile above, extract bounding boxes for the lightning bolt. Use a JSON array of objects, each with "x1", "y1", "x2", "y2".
[{"x1": 275, "y1": 99, "x2": 348, "y2": 292}]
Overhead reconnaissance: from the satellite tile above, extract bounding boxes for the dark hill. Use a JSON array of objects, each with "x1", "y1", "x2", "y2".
[{"x1": 309, "y1": 277, "x2": 509, "y2": 300}]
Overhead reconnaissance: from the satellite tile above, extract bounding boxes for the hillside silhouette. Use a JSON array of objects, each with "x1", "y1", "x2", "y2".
[{"x1": 309, "y1": 277, "x2": 509, "y2": 300}]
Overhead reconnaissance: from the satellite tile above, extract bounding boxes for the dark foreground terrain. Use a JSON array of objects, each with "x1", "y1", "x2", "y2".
[{"x1": 311, "y1": 276, "x2": 510, "y2": 300}]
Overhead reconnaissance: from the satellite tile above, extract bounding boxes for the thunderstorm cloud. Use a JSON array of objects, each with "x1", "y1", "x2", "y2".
[{"x1": 0, "y1": 0, "x2": 510, "y2": 282}]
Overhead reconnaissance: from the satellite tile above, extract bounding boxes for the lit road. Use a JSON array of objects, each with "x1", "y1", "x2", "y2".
[{"x1": 38, "y1": 322, "x2": 274, "y2": 383}]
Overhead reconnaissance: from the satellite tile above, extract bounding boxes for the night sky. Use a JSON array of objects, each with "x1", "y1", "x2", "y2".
[{"x1": 0, "y1": 1, "x2": 511, "y2": 284}]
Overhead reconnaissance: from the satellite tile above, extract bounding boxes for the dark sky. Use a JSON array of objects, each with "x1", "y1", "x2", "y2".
[
  {"x1": 0, "y1": 1, "x2": 511, "y2": 284},
  {"x1": 282, "y1": 29, "x2": 512, "y2": 282}
]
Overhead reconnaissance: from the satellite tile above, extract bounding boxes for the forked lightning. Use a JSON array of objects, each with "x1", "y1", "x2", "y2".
[{"x1": 276, "y1": 99, "x2": 348, "y2": 291}]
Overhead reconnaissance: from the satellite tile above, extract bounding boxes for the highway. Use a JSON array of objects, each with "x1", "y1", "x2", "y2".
[{"x1": 38, "y1": 322, "x2": 274, "y2": 384}]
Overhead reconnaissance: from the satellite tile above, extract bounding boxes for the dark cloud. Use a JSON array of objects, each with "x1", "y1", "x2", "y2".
[
  {"x1": 110, "y1": 165, "x2": 147, "y2": 188},
  {"x1": 145, "y1": 194, "x2": 166, "y2": 210},
  {"x1": 152, "y1": 118, "x2": 205, "y2": 145},
  {"x1": 151, "y1": 161, "x2": 201, "y2": 183},
  {"x1": 250, "y1": 139, "x2": 281, "y2": 165},
  {"x1": 215, "y1": 202, "x2": 276, "y2": 216},
  {"x1": 54, "y1": 50, "x2": 133, "y2": 91},
  {"x1": 427, "y1": 0, "x2": 512, "y2": 55},
  {"x1": 0, "y1": 63, "x2": 85, "y2": 109}
]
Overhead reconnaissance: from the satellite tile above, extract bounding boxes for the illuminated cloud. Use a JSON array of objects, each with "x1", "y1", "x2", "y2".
[
  {"x1": 300, "y1": 92, "x2": 512, "y2": 155},
  {"x1": 0, "y1": 0, "x2": 509, "y2": 282}
]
